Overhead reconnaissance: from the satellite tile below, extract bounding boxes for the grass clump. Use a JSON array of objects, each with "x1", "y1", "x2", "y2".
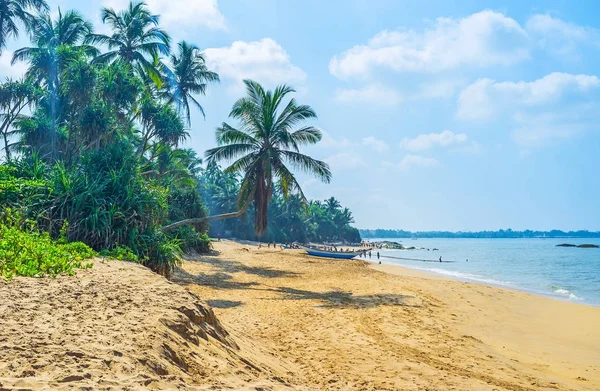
[
  {"x1": 99, "y1": 246, "x2": 140, "y2": 263},
  {"x1": 0, "y1": 221, "x2": 95, "y2": 279}
]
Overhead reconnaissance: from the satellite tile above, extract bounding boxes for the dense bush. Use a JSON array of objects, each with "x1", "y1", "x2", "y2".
[
  {"x1": 0, "y1": 214, "x2": 95, "y2": 279},
  {"x1": 1, "y1": 150, "x2": 184, "y2": 277}
]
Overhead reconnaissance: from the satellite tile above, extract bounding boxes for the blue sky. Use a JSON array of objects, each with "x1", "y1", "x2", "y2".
[{"x1": 2, "y1": 0, "x2": 600, "y2": 231}]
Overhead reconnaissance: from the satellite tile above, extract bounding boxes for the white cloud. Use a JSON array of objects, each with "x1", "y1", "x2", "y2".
[
  {"x1": 362, "y1": 136, "x2": 389, "y2": 153},
  {"x1": 105, "y1": 0, "x2": 226, "y2": 30},
  {"x1": 457, "y1": 72, "x2": 600, "y2": 121},
  {"x1": 526, "y1": 14, "x2": 599, "y2": 56},
  {"x1": 204, "y1": 39, "x2": 306, "y2": 92},
  {"x1": 325, "y1": 152, "x2": 365, "y2": 171},
  {"x1": 334, "y1": 83, "x2": 401, "y2": 105},
  {"x1": 0, "y1": 52, "x2": 27, "y2": 79},
  {"x1": 318, "y1": 130, "x2": 355, "y2": 150},
  {"x1": 329, "y1": 10, "x2": 529, "y2": 79},
  {"x1": 384, "y1": 155, "x2": 440, "y2": 172},
  {"x1": 400, "y1": 130, "x2": 468, "y2": 151}
]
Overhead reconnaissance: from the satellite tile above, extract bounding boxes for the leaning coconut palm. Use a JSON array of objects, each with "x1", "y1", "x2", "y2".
[
  {"x1": 0, "y1": 0, "x2": 48, "y2": 53},
  {"x1": 163, "y1": 79, "x2": 331, "y2": 236},
  {"x1": 162, "y1": 41, "x2": 219, "y2": 125},
  {"x1": 86, "y1": 1, "x2": 170, "y2": 84}
]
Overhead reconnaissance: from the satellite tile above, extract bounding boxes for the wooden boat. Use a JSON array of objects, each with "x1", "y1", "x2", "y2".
[{"x1": 299, "y1": 245, "x2": 367, "y2": 259}]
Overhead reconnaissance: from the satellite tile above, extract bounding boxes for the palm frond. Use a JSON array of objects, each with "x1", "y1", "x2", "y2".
[
  {"x1": 281, "y1": 150, "x2": 331, "y2": 183},
  {"x1": 215, "y1": 123, "x2": 258, "y2": 145},
  {"x1": 205, "y1": 143, "x2": 256, "y2": 164}
]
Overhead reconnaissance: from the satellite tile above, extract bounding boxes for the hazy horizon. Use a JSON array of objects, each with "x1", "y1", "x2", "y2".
[{"x1": 2, "y1": 0, "x2": 600, "y2": 231}]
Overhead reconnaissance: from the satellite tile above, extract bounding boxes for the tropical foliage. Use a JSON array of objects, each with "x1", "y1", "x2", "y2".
[
  {"x1": 201, "y1": 164, "x2": 360, "y2": 243},
  {"x1": 204, "y1": 80, "x2": 331, "y2": 236},
  {"x1": 0, "y1": 0, "x2": 359, "y2": 278},
  {"x1": 0, "y1": 210, "x2": 94, "y2": 279}
]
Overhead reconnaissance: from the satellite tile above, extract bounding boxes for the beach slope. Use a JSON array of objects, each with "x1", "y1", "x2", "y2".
[{"x1": 0, "y1": 259, "x2": 296, "y2": 390}]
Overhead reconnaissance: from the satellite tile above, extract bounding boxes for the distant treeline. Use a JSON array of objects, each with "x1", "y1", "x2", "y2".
[{"x1": 359, "y1": 229, "x2": 600, "y2": 239}]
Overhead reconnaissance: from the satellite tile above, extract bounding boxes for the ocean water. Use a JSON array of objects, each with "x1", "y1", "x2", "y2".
[{"x1": 369, "y1": 238, "x2": 600, "y2": 306}]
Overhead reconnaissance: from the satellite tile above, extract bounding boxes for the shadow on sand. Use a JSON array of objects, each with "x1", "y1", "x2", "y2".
[
  {"x1": 173, "y1": 268, "x2": 260, "y2": 290},
  {"x1": 270, "y1": 287, "x2": 419, "y2": 309},
  {"x1": 207, "y1": 299, "x2": 243, "y2": 309},
  {"x1": 183, "y1": 253, "x2": 300, "y2": 279}
]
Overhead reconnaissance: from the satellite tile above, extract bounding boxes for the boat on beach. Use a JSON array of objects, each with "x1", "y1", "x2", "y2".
[{"x1": 299, "y1": 245, "x2": 369, "y2": 259}]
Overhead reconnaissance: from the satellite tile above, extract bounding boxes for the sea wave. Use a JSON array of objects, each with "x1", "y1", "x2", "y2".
[{"x1": 550, "y1": 286, "x2": 582, "y2": 301}]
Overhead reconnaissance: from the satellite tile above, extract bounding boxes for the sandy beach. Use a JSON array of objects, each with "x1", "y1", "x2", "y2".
[
  {"x1": 1, "y1": 240, "x2": 599, "y2": 390},
  {"x1": 178, "y1": 241, "x2": 600, "y2": 390}
]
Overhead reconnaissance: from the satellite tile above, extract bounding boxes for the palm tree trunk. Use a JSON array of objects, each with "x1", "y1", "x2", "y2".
[
  {"x1": 2, "y1": 131, "x2": 11, "y2": 162},
  {"x1": 50, "y1": 83, "x2": 57, "y2": 162},
  {"x1": 161, "y1": 200, "x2": 251, "y2": 233}
]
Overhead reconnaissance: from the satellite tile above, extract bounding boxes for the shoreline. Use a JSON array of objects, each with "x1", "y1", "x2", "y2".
[
  {"x1": 368, "y1": 258, "x2": 598, "y2": 308},
  {"x1": 227, "y1": 238, "x2": 596, "y2": 307}
]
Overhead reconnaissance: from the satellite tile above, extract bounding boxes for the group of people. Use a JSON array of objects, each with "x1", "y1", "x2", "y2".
[
  {"x1": 361, "y1": 241, "x2": 384, "y2": 249},
  {"x1": 317, "y1": 246, "x2": 355, "y2": 253},
  {"x1": 358, "y1": 250, "x2": 381, "y2": 261},
  {"x1": 257, "y1": 241, "x2": 301, "y2": 250}
]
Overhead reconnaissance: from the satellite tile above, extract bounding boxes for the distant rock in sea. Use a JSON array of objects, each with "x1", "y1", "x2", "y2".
[{"x1": 556, "y1": 243, "x2": 599, "y2": 248}]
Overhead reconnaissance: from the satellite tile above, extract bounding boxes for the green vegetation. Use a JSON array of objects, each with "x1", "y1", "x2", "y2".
[
  {"x1": 0, "y1": 0, "x2": 357, "y2": 278},
  {"x1": 0, "y1": 213, "x2": 94, "y2": 279},
  {"x1": 202, "y1": 164, "x2": 360, "y2": 243}
]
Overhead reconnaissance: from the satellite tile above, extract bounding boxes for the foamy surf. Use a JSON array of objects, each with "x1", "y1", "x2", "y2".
[{"x1": 551, "y1": 286, "x2": 583, "y2": 301}]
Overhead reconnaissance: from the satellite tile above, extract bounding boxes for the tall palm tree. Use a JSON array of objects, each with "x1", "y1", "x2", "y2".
[
  {"x1": 86, "y1": 1, "x2": 170, "y2": 84},
  {"x1": 324, "y1": 196, "x2": 341, "y2": 214},
  {"x1": 12, "y1": 9, "x2": 96, "y2": 160},
  {"x1": 163, "y1": 80, "x2": 331, "y2": 236},
  {"x1": 0, "y1": 0, "x2": 48, "y2": 53},
  {"x1": 335, "y1": 207, "x2": 354, "y2": 226},
  {"x1": 12, "y1": 9, "x2": 96, "y2": 82},
  {"x1": 162, "y1": 41, "x2": 219, "y2": 125},
  {"x1": 0, "y1": 77, "x2": 38, "y2": 161}
]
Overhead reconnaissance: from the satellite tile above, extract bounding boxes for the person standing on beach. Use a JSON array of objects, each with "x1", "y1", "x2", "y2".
[
  {"x1": 369, "y1": 251, "x2": 372, "y2": 258},
  {"x1": 439, "y1": 256, "x2": 442, "y2": 262},
  {"x1": 377, "y1": 251, "x2": 380, "y2": 260}
]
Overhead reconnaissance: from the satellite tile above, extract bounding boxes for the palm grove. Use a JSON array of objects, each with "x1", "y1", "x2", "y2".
[{"x1": 0, "y1": 0, "x2": 361, "y2": 277}]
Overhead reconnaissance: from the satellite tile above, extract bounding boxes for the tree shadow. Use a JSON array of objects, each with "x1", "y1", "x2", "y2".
[
  {"x1": 183, "y1": 254, "x2": 300, "y2": 279},
  {"x1": 207, "y1": 299, "x2": 243, "y2": 309},
  {"x1": 271, "y1": 287, "x2": 419, "y2": 309},
  {"x1": 173, "y1": 267, "x2": 260, "y2": 290}
]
